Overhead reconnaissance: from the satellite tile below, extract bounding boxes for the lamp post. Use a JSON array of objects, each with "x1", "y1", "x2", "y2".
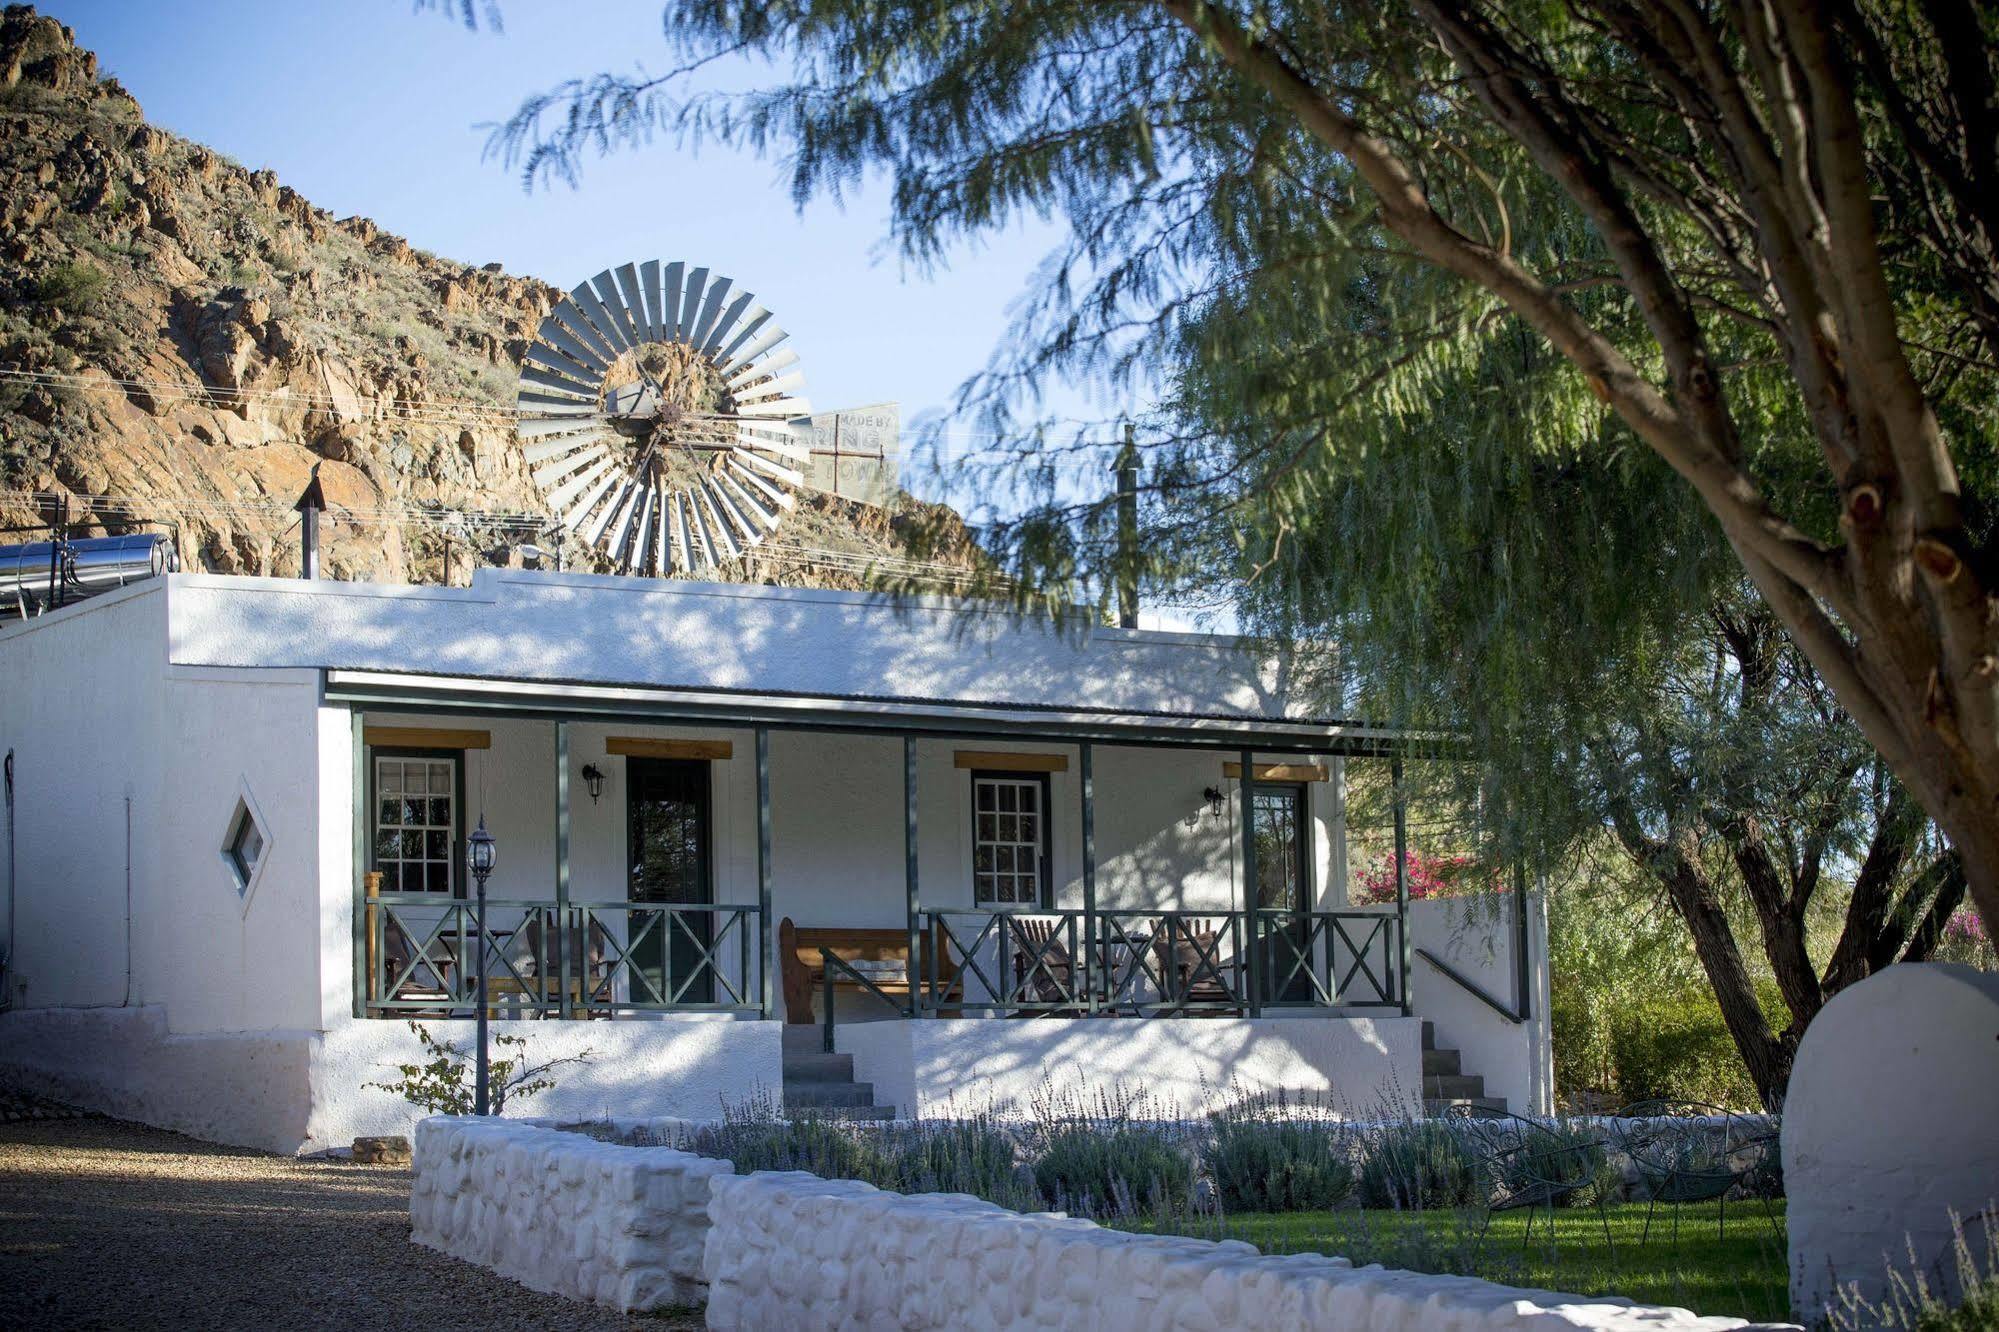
[{"x1": 466, "y1": 815, "x2": 498, "y2": 1115}]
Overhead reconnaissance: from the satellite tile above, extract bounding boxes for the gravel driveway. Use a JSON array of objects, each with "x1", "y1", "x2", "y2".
[{"x1": 0, "y1": 1114, "x2": 702, "y2": 1331}]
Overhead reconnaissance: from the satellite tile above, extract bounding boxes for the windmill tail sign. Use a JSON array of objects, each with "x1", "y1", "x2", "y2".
[{"x1": 807, "y1": 402, "x2": 899, "y2": 507}]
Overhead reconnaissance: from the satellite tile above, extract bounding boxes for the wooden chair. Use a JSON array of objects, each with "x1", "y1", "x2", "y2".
[
  {"x1": 514, "y1": 911, "x2": 612, "y2": 1014},
  {"x1": 381, "y1": 917, "x2": 456, "y2": 1012},
  {"x1": 1010, "y1": 917, "x2": 1079, "y2": 1010},
  {"x1": 1150, "y1": 916, "x2": 1245, "y2": 1015}
]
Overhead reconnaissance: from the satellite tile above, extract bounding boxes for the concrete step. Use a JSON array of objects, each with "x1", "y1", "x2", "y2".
[
  {"x1": 783, "y1": 1082, "x2": 878, "y2": 1110},
  {"x1": 788, "y1": 1104, "x2": 898, "y2": 1122},
  {"x1": 782, "y1": 1051, "x2": 856, "y2": 1084},
  {"x1": 1424, "y1": 1073, "x2": 1486, "y2": 1100},
  {"x1": 781, "y1": 1025, "x2": 826, "y2": 1054},
  {"x1": 1425, "y1": 1095, "x2": 1508, "y2": 1117},
  {"x1": 1422, "y1": 1047, "x2": 1461, "y2": 1077}
]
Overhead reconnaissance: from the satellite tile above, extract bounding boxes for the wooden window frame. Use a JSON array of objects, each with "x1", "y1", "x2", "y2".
[
  {"x1": 367, "y1": 746, "x2": 467, "y2": 899},
  {"x1": 969, "y1": 768, "x2": 1054, "y2": 910}
]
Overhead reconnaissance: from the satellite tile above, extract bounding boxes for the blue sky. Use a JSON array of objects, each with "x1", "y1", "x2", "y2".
[{"x1": 44, "y1": 2, "x2": 1123, "y2": 497}]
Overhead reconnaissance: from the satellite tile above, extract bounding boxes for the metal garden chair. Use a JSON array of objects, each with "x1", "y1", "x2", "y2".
[
  {"x1": 1456, "y1": 1110, "x2": 1614, "y2": 1257},
  {"x1": 1613, "y1": 1100, "x2": 1782, "y2": 1243}
]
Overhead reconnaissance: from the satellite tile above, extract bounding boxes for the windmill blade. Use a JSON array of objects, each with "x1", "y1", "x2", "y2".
[
  {"x1": 733, "y1": 371, "x2": 808, "y2": 405},
  {"x1": 721, "y1": 325, "x2": 789, "y2": 378},
  {"x1": 695, "y1": 481, "x2": 742, "y2": 562},
  {"x1": 547, "y1": 453, "x2": 621, "y2": 514},
  {"x1": 689, "y1": 278, "x2": 738, "y2": 353},
  {"x1": 519, "y1": 369, "x2": 598, "y2": 403},
  {"x1": 715, "y1": 306, "x2": 771, "y2": 365},
  {"x1": 707, "y1": 472, "x2": 761, "y2": 545},
  {"x1": 532, "y1": 442, "x2": 610, "y2": 489},
  {"x1": 614, "y1": 264, "x2": 649, "y2": 345},
  {"x1": 525, "y1": 343, "x2": 602, "y2": 390},
  {"x1": 735, "y1": 421, "x2": 812, "y2": 461},
  {"x1": 725, "y1": 345, "x2": 798, "y2": 391},
  {"x1": 735, "y1": 396, "x2": 813, "y2": 419},
  {"x1": 586, "y1": 473, "x2": 639, "y2": 549},
  {"x1": 518, "y1": 414, "x2": 608, "y2": 439},
  {"x1": 573, "y1": 281, "x2": 632, "y2": 356},
  {"x1": 535, "y1": 316, "x2": 610, "y2": 375},
  {"x1": 671, "y1": 492, "x2": 694, "y2": 572},
  {"x1": 679, "y1": 266, "x2": 711, "y2": 339},
  {"x1": 561, "y1": 467, "x2": 622, "y2": 533},
  {"x1": 522, "y1": 427, "x2": 612, "y2": 464},
  {"x1": 638, "y1": 259, "x2": 664, "y2": 340},
  {"x1": 703, "y1": 289, "x2": 757, "y2": 358},
  {"x1": 729, "y1": 455, "x2": 799, "y2": 507},
  {"x1": 684, "y1": 489, "x2": 717, "y2": 568},
  {"x1": 719, "y1": 470, "x2": 781, "y2": 531},
  {"x1": 555, "y1": 293, "x2": 621, "y2": 364},
  {"x1": 519, "y1": 393, "x2": 602, "y2": 417},
  {"x1": 594, "y1": 268, "x2": 644, "y2": 349},
  {"x1": 660, "y1": 262, "x2": 687, "y2": 339},
  {"x1": 631, "y1": 482, "x2": 655, "y2": 576},
  {"x1": 609, "y1": 476, "x2": 646, "y2": 571}
]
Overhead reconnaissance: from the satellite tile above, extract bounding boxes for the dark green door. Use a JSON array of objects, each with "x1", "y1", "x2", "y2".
[
  {"x1": 1252, "y1": 783, "x2": 1313, "y2": 1002},
  {"x1": 627, "y1": 757, "x2": 713, "y2": 1005}
]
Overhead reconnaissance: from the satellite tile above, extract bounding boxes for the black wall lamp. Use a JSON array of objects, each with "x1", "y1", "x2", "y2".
[
  {"x1": 581, "y1": 763, "x2": 606, "y2": 804},
  {"x1": 1202, "y1": 785, "x2": 1227, "y2": 820}
]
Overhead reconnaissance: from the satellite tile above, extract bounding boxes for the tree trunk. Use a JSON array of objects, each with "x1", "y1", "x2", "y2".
[{"x1": 1615, "y1": 823, "x2": 1795, "y2": 1108}]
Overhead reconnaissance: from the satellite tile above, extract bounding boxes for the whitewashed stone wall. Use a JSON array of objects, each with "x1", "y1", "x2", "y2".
[
  {"x1": 1785, "y1": 963, "x2": 1999, "y2": 1321},
  {"x1": 410, "y1": 1117, "x2": 730, "y2": 1312},
  {"x1": 702, "y1": 1170, "x2": 1795, "y2": 1331}
]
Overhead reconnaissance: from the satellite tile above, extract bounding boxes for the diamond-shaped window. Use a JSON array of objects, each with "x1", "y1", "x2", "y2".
[{"x1": 220, "y1": 791, "x2": 270, "y2": 899}]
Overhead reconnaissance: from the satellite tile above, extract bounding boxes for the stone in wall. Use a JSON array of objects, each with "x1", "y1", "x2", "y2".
[{"x1": 410, "y1": 1117, "x2": 730, "y2": 1312}]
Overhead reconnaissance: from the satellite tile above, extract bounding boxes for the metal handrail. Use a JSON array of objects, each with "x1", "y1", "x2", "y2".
[
  {"x1": 1414, "y1": 946, "x2": 1523, "y2": 1023},
  {"x1": 819, "y1": 947, "x2": 904, "y2": 1054}
]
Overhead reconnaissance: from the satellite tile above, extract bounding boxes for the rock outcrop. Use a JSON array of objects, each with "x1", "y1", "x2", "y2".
[{"x1": 0, "y1": 5, "x2": 980, "y2": 589}]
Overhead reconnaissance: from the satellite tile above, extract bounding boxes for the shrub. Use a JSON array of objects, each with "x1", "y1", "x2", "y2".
[
  {"x1": 366, "y1": 1019, "x2": 592, "y2": 1115},
  {"x1": 885, "y1": 1116, "x2": 1032, "y2": 1207},
  {"x1": 29, "y1": 261, "x2": 108, "y2": 315},
  {"x1": 1032, "y1": 1123, "x2": 1193, "y2": 1217},
  {"x1": 1206, "y1": 1113, "x2": 1356, "y2": 1213},
  {"x1": 1607, "y1": 987, "x2": 1767, "y2": 1108},
  {"x1": 1489, "y1": 1119, "x2": 1609, "y2": 1208},
  {"x1": 1357, "y1": 1122, "x2": 1480, "y2": 1210}
]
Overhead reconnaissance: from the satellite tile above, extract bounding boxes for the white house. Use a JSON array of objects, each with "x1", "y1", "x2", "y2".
[{"x1": 0, "y1": 568, "x2": 1550, "y2": 1152}]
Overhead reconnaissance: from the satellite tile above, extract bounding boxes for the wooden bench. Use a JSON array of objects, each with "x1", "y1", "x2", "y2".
[{"x1": 777, "y1": 917, "x2": 960, "y2": 1024}]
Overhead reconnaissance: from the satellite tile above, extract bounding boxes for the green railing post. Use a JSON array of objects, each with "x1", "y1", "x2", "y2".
[
  {"x1": 756, "y1": 727, "x2": 774, "y2": 1019},
  {"x1": 1080, "y1": 741, "x2": 1097, "y2": 1016},
  {"x1": 823, "y1": 955, "x2": 836, "y2": 1054},
  {"x1": 351, "y1": 708, "x2": 367, "y2": 1019},
  {"x1": 1240, "y1": 747, "x2": 1260, "y2": 1017},
  {"x1": 556, "y1": 721, "x2": 572, "y2": 1019},
  {"x1": 1392, "y1": 756, "x2": 1411, "y2": 1016},
  {"x1": 904, "y1": 735, "x2": 920, "y2": 1018}
]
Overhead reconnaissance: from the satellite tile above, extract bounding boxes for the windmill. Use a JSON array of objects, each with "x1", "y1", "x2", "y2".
[{"x1": 514, "y1": 261, "x2": 814, "y2": 575}]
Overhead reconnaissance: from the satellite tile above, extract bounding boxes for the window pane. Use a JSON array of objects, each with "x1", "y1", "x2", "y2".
[
  {"x1": 977, "y1": 814, "x2": 995, "y2": 842},
  {"x1": 401, "y1": 829, "x2": 423, "y2": 857},
  {"x1": 1019, "y1": 815, "x2": 1036, "y2": 843},
  {"x1": 425, "y1": 862, "x2": 450, "y2": 894},
  {"x1": 426, "y1": 797, "x2": 449, "y2": 828},
  {"x1": 976, "y1": 783, "x2": 995, "y2": 811},
  {"x1": 998, "y1": 814, "x2": 1017, "y2": 843},
  {"x1": 996, "y1": 846, "x2": 1014, "y2": 873},
  {"x1": 380, "y1": 764, "x2": 403, "y2": 794},
  {"x1": 425, "y1": 830, "x2": 448, "y2": 860},
  {"x1": 1019, "y1": 785, "x2": 1039, "y2": 813},
  {"x1": 998, "y1": 785, "x2": 1017, "y2": 812},
  {"x1": 974, "y1": 847, "x2": 993, "y2": 873},
  {"x1": 376, "y1": 830, "x2": 399, "y2": 861}
]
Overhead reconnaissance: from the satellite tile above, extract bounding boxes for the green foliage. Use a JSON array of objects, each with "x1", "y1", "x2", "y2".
[
  {"x1": 1356, "y1": 1122, "x2": 1480, "y2": 1211},
  {"x1": 1830, "y1": 1212, "x2": 1999, "y2": 1330},
  {"x1": 1488, "y1": 1120, "x2": 1612, "y2": 1209},
  {"x1": 1605, "y1": 988, "x2": 1770, "y2": 1111},
  {"x1": 29, "y1": 261, "x2": 107, "y2": 315},
  {"x1": 366, "y1": 1020, "x2": 592, "y2": 1116},
  {"x1": 1031, "y1": 1122, "x2": 1193, "y2": 1217},
  {"x1": 1205, "y1": 1112, "x2": 1355, "y2": 1213}
]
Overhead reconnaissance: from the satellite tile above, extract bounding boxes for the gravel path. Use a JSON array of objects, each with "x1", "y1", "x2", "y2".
[{"x1": 0, "y1": 1115, "x2": 702, "y2": 1331}]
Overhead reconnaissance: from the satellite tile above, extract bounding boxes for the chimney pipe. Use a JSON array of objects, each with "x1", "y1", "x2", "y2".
[
  {"x1": 1114, "y1": 424, "x2": 1139, "y2": 629},
  {"x1": 294, "y1": 463, "x2": 327, "y2": 580}
]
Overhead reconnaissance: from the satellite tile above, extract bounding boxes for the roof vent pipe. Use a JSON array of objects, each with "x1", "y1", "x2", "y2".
[
  {"x1": 1114, "y1": 424, "x2": 1139, "y2": 629},
  {"x1": 295, "y1": 463, "x2": 327, "y2": 580}
]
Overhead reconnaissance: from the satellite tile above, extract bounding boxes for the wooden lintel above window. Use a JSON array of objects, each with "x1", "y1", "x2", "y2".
[
  {"x1": 606, "y1": 736, "x2": 734, "y2": 761},
  {"x1": 954, "y1": 750, "x2": 1068, "y2": 773},
  {"x1": 1224, "y1": 761, "x2": 1328, "y2": 782},
  {"x1": 364, "y1": 726, "x2": 491, "y2": 751}
]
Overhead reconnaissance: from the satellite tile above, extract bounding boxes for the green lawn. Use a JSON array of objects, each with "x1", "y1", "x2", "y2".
[{"x1": 1124, "y1": 1199, "x2": 1790, "y2": 1324}]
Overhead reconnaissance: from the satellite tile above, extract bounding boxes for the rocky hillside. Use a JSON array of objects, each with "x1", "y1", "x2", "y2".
[{"x1": 0, "y1": 6, "x2": 981, "y2": 588}]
